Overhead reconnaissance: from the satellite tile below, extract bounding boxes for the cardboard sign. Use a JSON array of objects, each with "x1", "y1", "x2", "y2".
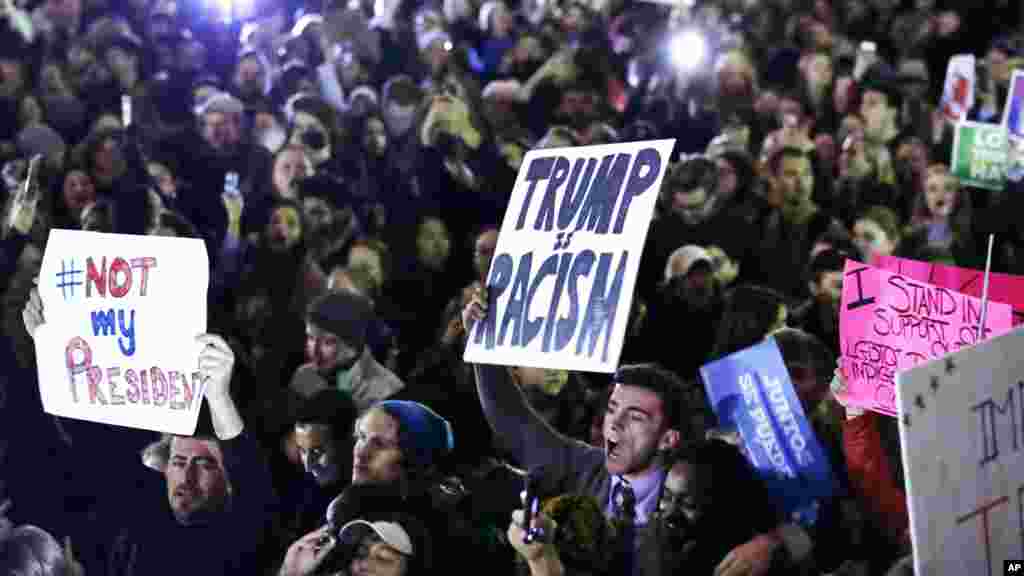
[
  {"x1": 700, "y1": 338, "x2": 836, "y2": 525},
  {"x1": 463, "y1": 139, "x2": 675, "y2": 373},
  {"x1": 951, "y1": 121, "x2": 1008, "y2": 191},
  {"x1": 940, "y1": 54, "x2": 975, "y2": 123},
  {"x1": 874, "y1": 254, "x2": 1024, "y2": 326},
  {"x1": 1002, "y1": 70, "x2": 1024, "y2": 137},
  {"x1": 33, "y1": 230, "x2": 210, "y2": 435},
  {"x1": 1002, "y1": 70, "x2": 1024, "y2": 181},
  {"x1": 838, "y1": 260, "x2": 1013, "y2": 417},
  {"x1": 897, "y1": 326, "x2": 1024, "y2": 576}
]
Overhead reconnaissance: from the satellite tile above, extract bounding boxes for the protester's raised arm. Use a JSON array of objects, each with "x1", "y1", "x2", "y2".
[
  {"x1": 21, "y1": 277, "x2": 43, "y2": 339},
  {"x1": 463, "y1": 287, "x2": 588, "y2": 472}
]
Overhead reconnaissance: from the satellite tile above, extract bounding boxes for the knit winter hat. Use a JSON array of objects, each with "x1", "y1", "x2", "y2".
[
  {"x1": 16, "y1": 124, "x2": 66, "y2": 160},
  {"x1": 308, "y1": 291, "x2": 374, "y2": 351},
  {"x1": 194, "y1": 91, "x2": 245, "y2": 117},
  {"x1": 375, "y1": 400, "x2": 454, "y2": 470}
]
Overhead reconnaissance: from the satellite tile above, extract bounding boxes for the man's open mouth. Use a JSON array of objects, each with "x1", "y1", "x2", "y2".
[{"x1": 606, "y1": 439, "x2": 620, "y2": 460}]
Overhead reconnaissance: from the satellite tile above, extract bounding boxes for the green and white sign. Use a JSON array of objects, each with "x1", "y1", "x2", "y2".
[{"x1": 951, "y1": 121, "x2": 1008, "y2": 191}]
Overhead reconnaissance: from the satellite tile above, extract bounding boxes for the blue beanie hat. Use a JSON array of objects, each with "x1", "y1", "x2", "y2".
[{"x1": 376, "y1": 400, "x2": 455, "y2": 470}]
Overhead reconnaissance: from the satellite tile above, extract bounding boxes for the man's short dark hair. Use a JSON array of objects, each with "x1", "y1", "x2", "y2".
[
  {"x1": 0, "y1": 525, "x2": 71, "y2": 576},
  {"x1": 806, "y1": 248, "x2": 849, "y2": 286},
  {"x1": 294, "y1": 389, "x2": 357, "y2": 441},
  {"x1": 612, "y1": 363, "x2": 707, "y2": 444}
]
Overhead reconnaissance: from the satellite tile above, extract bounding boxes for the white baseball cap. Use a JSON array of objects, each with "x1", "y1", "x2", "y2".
[
  {"x1": 664, "y1": 244, "x2": 714, "y2": 282},
  {"x1": 338, "y1": 520, "x2": 414, "y2": 556}
]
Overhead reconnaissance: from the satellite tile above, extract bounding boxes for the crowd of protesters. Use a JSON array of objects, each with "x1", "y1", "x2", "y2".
[{"x1": 2, "y1": 0, "x2": 1024, "y2": 572}]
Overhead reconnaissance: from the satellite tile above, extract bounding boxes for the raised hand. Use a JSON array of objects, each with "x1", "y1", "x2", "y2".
[
  {"x1": 6, "y1": 154, "x2": 42, "y2": 236},
  {"x1": 64, "y1": 536, "x2": 86, "y2": 576},
  {"x1": 508, "y1": 509, "x2": 563, "y2": 576},
  {"x1": 714, "y1": 533, "x2": 782, "y2": 576},
  {"x1": 0, "y1": 499, "x2": 12, "y2": 540},
  {"x1": 279, "y1": 525, "x2": 337, "y2": 576},
  {"x1": 460, "y1": 284, "x2": 488, "y2": 339},
  {"x1": 196, "y1": 334, "x2": 235, "y2": 403},
  {"x1": 830, "y1": 364, "x2": 864, "y2": 419},
  {"x1": 22, "y1": 277, "x2": 43, "y2": 339},
  {"x1": 196, "y1": 333, "x2": 244, "y2": 440}
]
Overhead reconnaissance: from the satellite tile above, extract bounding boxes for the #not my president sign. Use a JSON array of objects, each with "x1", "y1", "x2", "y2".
[
  {"x1": 463, "y1": 139, "x2": 675, "y2": 372},
  {"x1": 33, "y1": 229, "x2": 210, "y2": 435},
  {"x1": 838, "y1": 259, "x2": 1014, "y2": 417}
]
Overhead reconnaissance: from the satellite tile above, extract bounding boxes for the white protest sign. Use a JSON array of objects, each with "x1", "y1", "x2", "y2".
[
  {"x1": 897, "y1": 325, "x2": 1024, "y2": 576},
  {"x1": 940, "y1": 54, "x2": 975, "y2": 123},
  {"x1": 463, "y1": 139, "x2": 675, "y2": 373},
  {"x1": 33, "y1": 229, "x2": 210, "y2": 435}
]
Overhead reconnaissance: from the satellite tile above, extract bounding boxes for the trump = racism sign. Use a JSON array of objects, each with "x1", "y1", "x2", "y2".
[
  {"x1": 33, "y1": 229, "x2": 210, "y2": 435},
  {"x1": 463, "y1": 139, "x2": 675, "y2": 372}
]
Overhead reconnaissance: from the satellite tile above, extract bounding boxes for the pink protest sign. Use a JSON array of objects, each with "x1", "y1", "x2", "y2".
[
  {"x1": 874, "y1": 254, "x2": 1024, "y2": 326},
  {"x1": 838, "y1": 260, "x2": 1014, "y2": 417}
]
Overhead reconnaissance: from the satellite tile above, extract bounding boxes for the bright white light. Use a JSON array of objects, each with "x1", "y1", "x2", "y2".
[
  {"x1": 214, "y1": 0, "x2": 250, "y2": 22},
  {"x1": 670, "y1": 29, "x2": 706, "y2": 72}
]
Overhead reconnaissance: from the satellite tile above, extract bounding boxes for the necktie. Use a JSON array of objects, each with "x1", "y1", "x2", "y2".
[{"x1": 614, "y1": 478, "x2": 636, "y2": 575}]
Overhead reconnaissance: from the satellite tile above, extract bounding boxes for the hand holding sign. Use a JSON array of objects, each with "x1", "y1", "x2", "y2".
[
  {"x1": 22, "y1": 277, "x2": 43, "y2": 338},
  {"x1": 0, "y1": 499, "x2": 12, "y2": 541},
  {"x1": 461, "y1": 284, "x2": 488, "y2": 336},
  {"x1": 196, "y1": 334, "x2": 234, "y2": 402},
  {"x1": 829, "y1": 365, "x2": 864, "y2": 419}
]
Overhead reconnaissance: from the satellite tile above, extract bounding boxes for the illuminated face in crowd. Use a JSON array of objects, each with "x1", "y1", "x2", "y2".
[
  {"x1": 267, "y1": 205, "x2": 303, "y2": 251},
  {"x1": 234, "y1": 55, "x2": 266, "y2": 99},
  {"x1": 306, "y1": 322, "x2": 361, "y2": 378},
  {"x1": 659, "y1": 459, "x2": 706, "y2": 525},
  {"x1": 166, "y1": 436, "x2": 229, "y2": 526},
  {"x1": 293, "y1": 423, "x2": 342, "y2": 487},
  {"x1": 924, "y1": 171, "x2": 958, "y2": 218},
  {"x1": 62, "y1": 169, "x2": 96, "y2": 219},
  {"x1": 770, "y1": 154, "x2": 813, "y2": 212},
  {"x1": 811, "y1": 270, "x2": 843, "y2": 311},
  {"x1": 352, "y1": 409, "x2": 404, "y2": 486},
  {"x1": 348, "y1": 532, "x2": 410, "y2": 576},
  {"x1": 272, "y1": 146, "x2": 312, "y2": 200},
  {"x1": 603, "y1": 385, "x2": 675, "y2": 480},
  {"x1": 852, "y1": 217, "x2": 896, "y2": 257},
  {"x1": 416, "y1": 217, "x2": 451, "y2": 272},
  {"x1": 201, "y1": 111, "x2": 242, "y2": 156}
]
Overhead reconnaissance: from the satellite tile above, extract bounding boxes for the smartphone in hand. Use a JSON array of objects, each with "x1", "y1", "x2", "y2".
[{"x1": 854, "y1": 41, "x2": 877, "y2": 80}]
